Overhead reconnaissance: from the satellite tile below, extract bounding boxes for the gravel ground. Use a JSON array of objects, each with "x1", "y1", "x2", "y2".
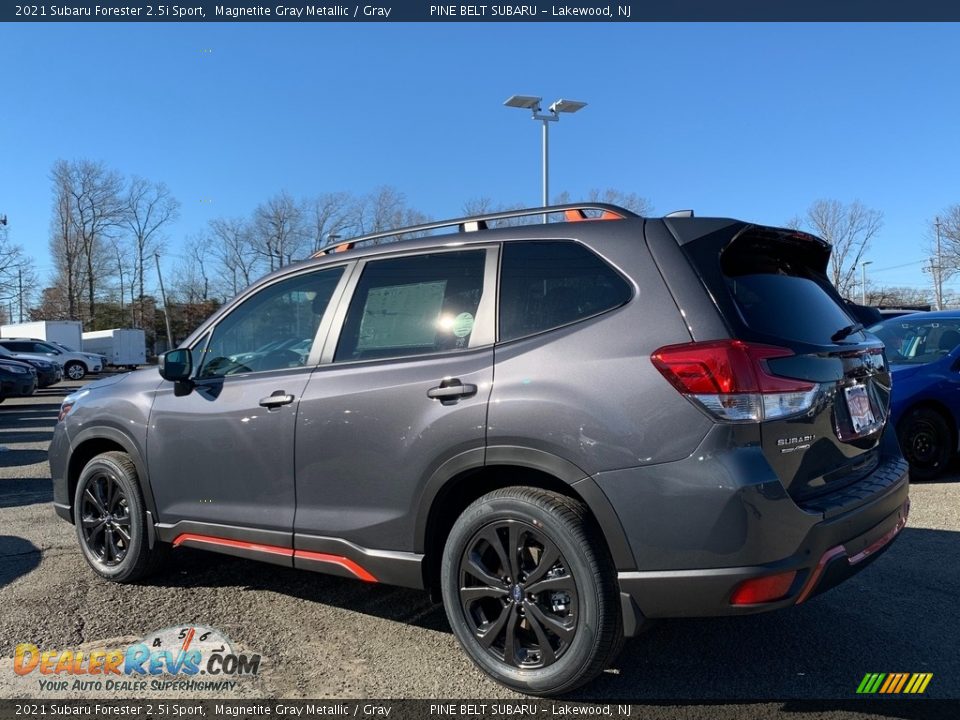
[{"x1": 1, "y1": 379, "x2": 957, "y2": 709}]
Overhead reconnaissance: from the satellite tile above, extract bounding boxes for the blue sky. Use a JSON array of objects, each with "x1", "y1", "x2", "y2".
[{"x1": 1, "y1": 22, "x2": 958, "y2": 293}]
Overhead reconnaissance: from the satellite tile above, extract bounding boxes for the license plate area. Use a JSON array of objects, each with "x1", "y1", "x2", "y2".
[{"x1": 837, "y1": 382, "x2": 883, "y2": 440}]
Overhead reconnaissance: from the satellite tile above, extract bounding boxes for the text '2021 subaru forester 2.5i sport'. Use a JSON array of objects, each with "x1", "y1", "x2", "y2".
[{"x1": 50, "y1": 204, "x2": 909, "y2": 696}]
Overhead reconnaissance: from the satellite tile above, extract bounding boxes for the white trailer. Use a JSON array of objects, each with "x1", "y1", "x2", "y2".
[
  {"x1": 1, "y1": 320, "x2": 83, "y2": 350},
  {"x1": 82, "y1": 328, "x2": 147, "y2": 367}
]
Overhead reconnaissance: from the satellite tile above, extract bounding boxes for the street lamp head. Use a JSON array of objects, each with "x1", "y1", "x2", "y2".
[
  {"x1": 549, "y1": 99, "x2": 587, "y2": 114},
  {"x1": 504, "y1": 95, "x2": 542, "y2": 111}
]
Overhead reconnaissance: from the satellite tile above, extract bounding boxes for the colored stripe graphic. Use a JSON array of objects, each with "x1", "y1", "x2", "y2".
[{"x1": 857, "y1": 672, "x2": 932, "y2": 694}]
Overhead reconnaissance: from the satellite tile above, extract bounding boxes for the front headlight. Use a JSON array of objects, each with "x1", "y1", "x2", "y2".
[{"x1": 5, "y1": 365, "x2": 28, "y2": 374}]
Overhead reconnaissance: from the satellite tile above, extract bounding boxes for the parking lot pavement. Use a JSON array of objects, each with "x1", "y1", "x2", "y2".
[{"x1": 0, "y1": 379, "x2": 958, "y2": 704}]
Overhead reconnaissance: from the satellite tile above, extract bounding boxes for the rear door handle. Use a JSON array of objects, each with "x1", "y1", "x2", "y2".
[
  {"x1": 259, "y1": 391, "x2": 295, "y2": 408},
  {"x1": 427, "y1": 379, "x2": 478, "y2": 404}
]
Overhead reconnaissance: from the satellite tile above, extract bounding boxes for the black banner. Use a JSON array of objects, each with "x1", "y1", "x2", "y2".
[
  {"x1": 4, "y1": 1, "x2": 960, "y2": 22},
  {"x1": 0, "y1": 699, "x2": 956, "y2": 720}
]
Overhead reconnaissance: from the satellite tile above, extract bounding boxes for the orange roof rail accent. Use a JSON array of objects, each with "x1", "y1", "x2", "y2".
[{"x1": 564, "y1": 209, "x2": 625, "y2": 222}]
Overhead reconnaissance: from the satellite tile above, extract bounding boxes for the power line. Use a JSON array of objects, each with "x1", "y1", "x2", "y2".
[{"x1": 870, "y1": 259, "x2": 927, "y2": 272}]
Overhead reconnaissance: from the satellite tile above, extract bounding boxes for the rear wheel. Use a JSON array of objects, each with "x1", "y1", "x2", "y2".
[
  {"x1": 441, "y1": 487, "x2": 622, "y2": 696},
  {"x1": 74, "y1": 451, "x2": 167, "y2": 582},
  {"x1": 898, "y1": 407, "x2": 953, "y2": 481},
  {"x1": 65, "y1": 361, "x2": 86, "y2": 380}
]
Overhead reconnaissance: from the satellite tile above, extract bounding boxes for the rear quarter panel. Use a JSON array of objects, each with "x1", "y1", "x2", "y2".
[{"x1": 488, "y1": 228, "x2": 711, "y2": 475}]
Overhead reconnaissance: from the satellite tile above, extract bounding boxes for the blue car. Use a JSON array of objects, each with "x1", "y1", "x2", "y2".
[{"x1": 868, "y1": 310, "x2": 960, "y2": 480}]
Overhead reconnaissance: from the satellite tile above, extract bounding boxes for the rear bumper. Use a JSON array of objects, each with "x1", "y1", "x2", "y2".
[{"x1": 616, "y1": 466, "x2": 909, "y2": 631}]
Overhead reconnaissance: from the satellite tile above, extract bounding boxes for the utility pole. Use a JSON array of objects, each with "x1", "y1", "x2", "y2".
[
  {"x1": 935, "y1": 217, "x2": 944, "y2": 311},
  {"x1": 155, "y1": 253, "x2": 174, "y2": 351},
  {"x1": 17, "y1": 267, "x2": 23, "y2": 322},
  {"x1": 860, "y1": 261, "x2": 872, "y2": 306}
]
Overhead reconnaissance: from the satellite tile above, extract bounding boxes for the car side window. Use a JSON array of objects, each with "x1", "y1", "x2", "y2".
[
  {"x1": 334, "y1": 250, "x2": 487, "y2": 363},
  {"x1": 498, "y1": 241, "x2": 632, "y2": 342},
  {"x1": 197, "y1": 266, "x2": 344, "y2": 379}
]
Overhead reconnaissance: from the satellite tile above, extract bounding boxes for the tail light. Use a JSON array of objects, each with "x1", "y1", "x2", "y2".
[{"x1": 651, "y1": 340, "x2": 820, "y2": 422}]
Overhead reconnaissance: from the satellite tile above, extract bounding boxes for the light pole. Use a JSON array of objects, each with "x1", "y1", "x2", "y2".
[
  {"x1": 861, "y1": 261, "x2": 873, "y2": 306},
  {"x1": 504, "y1": 95, "x2": 587, "y2": 223}
]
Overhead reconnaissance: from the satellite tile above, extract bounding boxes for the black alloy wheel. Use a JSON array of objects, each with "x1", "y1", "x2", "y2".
[
  {"x1": 899, "y1": 407, "x2": 953, "y2": 481},
  {"x1": 74, "y1": 451, "x2": 168, "y2": 582},
  {"x1": 79, "y1": 470, "x2": 132, "y2": 566},
  {"x1": 459, "y1": 519, "x2": 578, "y2": 669},
  {"x1": 441, "y1": 487, "x2": 622, "y2": 696}
]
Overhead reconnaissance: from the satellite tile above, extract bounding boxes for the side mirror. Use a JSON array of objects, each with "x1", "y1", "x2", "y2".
[{"x1": 159, "y1": 349, "x2": 192, "y2": 382}]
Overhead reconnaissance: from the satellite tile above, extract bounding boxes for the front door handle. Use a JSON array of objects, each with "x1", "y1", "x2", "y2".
[
  {"x1": 259, "y1": 391, "x2": 295, "y2": 408},
  {"x1": 427, "y1": 379, "x2": 478, "y2": 405}
]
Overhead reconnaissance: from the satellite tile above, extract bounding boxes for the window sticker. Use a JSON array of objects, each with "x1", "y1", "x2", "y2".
[{"x1": 452, "y1": 312, "x2": 475, "y2": 338}]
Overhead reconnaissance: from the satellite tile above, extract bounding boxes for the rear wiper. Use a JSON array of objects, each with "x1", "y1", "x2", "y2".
[{"x1": 831, "y1": 322, "x2": 864, "y2": 342}]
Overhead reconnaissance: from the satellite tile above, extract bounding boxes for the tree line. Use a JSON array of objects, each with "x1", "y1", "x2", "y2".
[{"x1": 5, "y1": 157, "x2": 959, "y2": 347}]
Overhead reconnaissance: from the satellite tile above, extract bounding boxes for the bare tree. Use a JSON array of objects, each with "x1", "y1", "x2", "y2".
[
  {"x1": 308, "y1": 192, "x2": 360, "y2": 253},
  {"x1": 109, "y1": 237, "x2": 135, "y2": 326},
  {"x1": 585, "y1": 188, "x2": 653, "y2": 216},
  {"x1": 51, "y1": 159, "x2": 126, "y2": 324},
  {"x1": 460, "y1": 197, "x2": 535, "y2": 227},
  {"x1": 864, "y1": 285, "x2": 934, "y2": 308},
  {"x1": 209, "y1": 217, "x2": 261, "y2": 296},
  {"x1": 174, "y1": 234, "x2": 214, "y2": 304},
  {"x1": 125, "y1": 177, "x2": 180, "y2": 328},
  {"x1": 49, "y1": 161, "x2": 84, "y2": 319},
  {"x1": 253, "y1": 191, "x2": 307, "y2": 270},
  {"x1": 0, "y1": 224, "x2": 37, "y2": 323},
  {"x1": 926, "y1": 207, "x2": 960, "y2": 310},
  {"x1": 356, "y1": 186, "x2": 429, "y2": 240},
  {"x1": 800, "y1": 199, "x2": 883, "y2": 297}
]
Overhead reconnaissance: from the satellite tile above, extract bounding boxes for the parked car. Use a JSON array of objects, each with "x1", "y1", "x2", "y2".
[
  {"x1": 0, "y1": 338, "x2": 102, "y2": 380},
  {"x1": 0, "y1": 345, "x2": 62, "y2": 388},
  {"x1": 0, "y1": 359, "x2": 37, "y2": 403},
  {"x1": 50, "y1": 204, "x2": 909, "y2": 696},
  {"x1": 49, "y1": 341, "x2": 109, "y2": 372},
  {"x1": 867, "y1": 310, "x2": 960, "y2": 479}
]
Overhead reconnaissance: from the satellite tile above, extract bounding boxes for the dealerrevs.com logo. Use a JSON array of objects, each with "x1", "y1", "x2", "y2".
[{"x1": 13, "y1": 625, "x2": 261, "y2": 692}]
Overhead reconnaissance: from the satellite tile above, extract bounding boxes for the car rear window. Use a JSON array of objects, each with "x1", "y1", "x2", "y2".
[
  {"x1": 498, "y1": 241, "x2": 631, "y2": 342},
  {"x1": 721, "y1": 232, "x2": 855, "y2": 346}
]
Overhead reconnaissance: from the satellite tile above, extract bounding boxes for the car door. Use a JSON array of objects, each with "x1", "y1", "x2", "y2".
[
  {"x1": 147, "y1": 264, "x2": 351, "y2": 555},
  {"x1": 292, "y1": 247, "x2": 496, "y2": 576}
]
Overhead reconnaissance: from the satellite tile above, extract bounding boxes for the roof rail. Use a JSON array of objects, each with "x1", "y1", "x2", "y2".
[{"x1": 312, "y1": 202, "x2": 638, "y2": 257}]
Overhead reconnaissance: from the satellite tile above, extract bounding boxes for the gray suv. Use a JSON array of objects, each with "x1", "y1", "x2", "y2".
[{"x1": 50, "y1": 204, "x2": 909, "y2": 695}]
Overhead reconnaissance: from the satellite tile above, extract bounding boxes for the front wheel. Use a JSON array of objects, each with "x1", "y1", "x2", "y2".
[
  {"x1": 898, "y1": 407, "x2": 953, "y2": 481},
  {"x1": 65, "y1": 361, "x2": 86, "y2": 380},
  {"x1": 74, "y1": 451, "x2": 167, "y2": 582},
  {"x1": 441, "y1": 487, "x2": 623, "y2": 696}
]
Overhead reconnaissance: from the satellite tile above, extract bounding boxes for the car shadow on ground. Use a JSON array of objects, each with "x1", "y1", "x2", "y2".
[
  {"x1": 0, "y1": 478, "x2": 53, "y2": 508},
  {"x1": 0, "y1": 428, "x2": 54, "y2": 444},
  {"x1": 0, "y1": 448, "x2": 47, "y2": 467},
  {"x1": 152, "y1": 548, "x2": 451, "y2": 632},
  {"x1": 0, "y1": 536, "x2": 42, "y2": 587},
  {"x1": 144, "y1": 525, "x2": 957, "y2": 702}
]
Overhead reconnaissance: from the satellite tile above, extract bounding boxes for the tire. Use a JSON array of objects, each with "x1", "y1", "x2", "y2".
[
  {"x1": 441, "y1": 487, "x2": 623, "y2": 696},
  {"x1": 73, "y1": 451, "x2": 167, "y2": 582},
  {"x1": 898, "y1": 407, "x2": 953, "y2": 481},
  {"x1": 65, "y1": 361, "x2": 86, "y2": 380}
]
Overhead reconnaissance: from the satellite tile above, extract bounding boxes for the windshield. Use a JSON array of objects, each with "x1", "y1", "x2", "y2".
[{"x1": 867, "y1": 316, "x2": 960, "y2": 365}]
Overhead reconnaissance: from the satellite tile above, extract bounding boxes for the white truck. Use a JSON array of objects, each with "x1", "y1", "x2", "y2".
[
  {"x1": 1, "y1": 320, "x2": 83, "y2": 350},
  {"x1": 82, "y1": 328, "x2": 147, "y2": 368}
]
